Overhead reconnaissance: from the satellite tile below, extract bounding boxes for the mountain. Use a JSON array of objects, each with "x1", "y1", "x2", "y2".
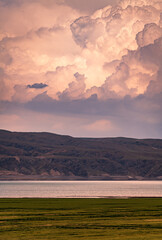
[{"x1": 0, "y1": 130, "x2": 162, "y2": 180}]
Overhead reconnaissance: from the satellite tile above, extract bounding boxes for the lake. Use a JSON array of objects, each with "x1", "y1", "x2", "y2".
[{"x1": 0, "y1": 181, "x2": 162, "y2": 198}]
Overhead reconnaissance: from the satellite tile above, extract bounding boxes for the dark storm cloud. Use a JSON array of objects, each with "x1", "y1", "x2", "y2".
[
  {"x1": 33, "y1": 96, "x2": 161, "y2": 138},
  {"x1": 26, "y1": 91, "x2": 161, "y2": 119},
  {"x1": 27, "y1": 83, "x2": 48, "y2": 89},
  {"x1": 1, "y1": 89, "x2": 161, "y2": 138}
]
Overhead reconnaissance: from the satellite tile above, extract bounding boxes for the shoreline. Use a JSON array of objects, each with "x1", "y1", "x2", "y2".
[
  {"x1": 0, "y1": 196, "x2": 162, "y2": 199},
  {"x1": 0, "y1": 175, "x2": 161, "y2": 181}
]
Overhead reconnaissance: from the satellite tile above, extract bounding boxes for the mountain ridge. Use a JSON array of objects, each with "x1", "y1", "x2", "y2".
[{"x1": 0, "y1": 130, "x2": 162, "y2": 180}]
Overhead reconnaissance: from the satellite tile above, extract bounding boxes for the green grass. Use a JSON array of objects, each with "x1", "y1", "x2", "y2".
[{"x1": 0, "y1": 198, "x2": 162, "y2": 239}]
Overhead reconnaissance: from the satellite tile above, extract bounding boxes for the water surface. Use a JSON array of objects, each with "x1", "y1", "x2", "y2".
[{"x1": 0, "y1": 181, "x2": 161, "y2": 198}]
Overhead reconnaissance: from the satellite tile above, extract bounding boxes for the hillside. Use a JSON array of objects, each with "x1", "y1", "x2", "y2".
[{"x1": 0, "y1": 130, "x2": 162, "y2": 180}]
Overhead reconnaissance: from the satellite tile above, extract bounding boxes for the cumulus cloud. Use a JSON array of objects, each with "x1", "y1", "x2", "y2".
[
  {"x1": 1, "y1": 0, "x2": 161, "y2": 99},
  {"x1": 58, "y1": 72, "x2": 86, "y2": 100},
  {"x1": 0, "y1": 47, "x2": 12, "y2": 66},
  {"x1": 136, "y1": 23, "x2": 162, "y2": 47},
  {"x1": 0, "y1": 0, "x2": 161, "y2": 137},
  {"x1": 70, "y1": 16, "x2": 104, "y2": 48}
]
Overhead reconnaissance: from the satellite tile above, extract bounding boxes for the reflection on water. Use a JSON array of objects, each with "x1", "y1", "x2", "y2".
[{"x1": 0, "y1": 181, "x2": 162, "y2": 198}]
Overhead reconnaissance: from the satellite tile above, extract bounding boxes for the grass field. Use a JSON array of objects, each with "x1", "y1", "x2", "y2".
[{"x1": 0, "y1": 198, "x2": 162, "y2": 239}]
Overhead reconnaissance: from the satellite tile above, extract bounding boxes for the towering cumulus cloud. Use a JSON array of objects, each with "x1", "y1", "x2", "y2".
[{"x1": 0, "y1": 0, "x2": 161, "y2": 138}]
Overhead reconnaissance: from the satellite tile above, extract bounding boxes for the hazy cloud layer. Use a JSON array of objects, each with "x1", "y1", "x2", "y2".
[{"x1": 0, "y1": 0, "x2": 161, "y2": 137}]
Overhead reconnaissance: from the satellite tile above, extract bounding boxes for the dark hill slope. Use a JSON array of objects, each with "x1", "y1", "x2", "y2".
[{"x1": 0, "y1": 130, "x2": 162, "y2": 180}]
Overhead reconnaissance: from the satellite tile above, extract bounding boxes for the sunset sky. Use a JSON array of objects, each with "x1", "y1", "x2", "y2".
[{"x1": 0, "y1": 0, "x2": 161, "y2": 138}]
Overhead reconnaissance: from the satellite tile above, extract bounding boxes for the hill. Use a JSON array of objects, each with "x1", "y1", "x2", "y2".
[{"x1": 0, "y1": 130, "x2": 162, "y2": 180}]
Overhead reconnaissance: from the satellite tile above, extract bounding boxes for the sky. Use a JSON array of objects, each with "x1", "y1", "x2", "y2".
[{"x1": 0, "y1": 0, "x2": 162, "y2": 138}]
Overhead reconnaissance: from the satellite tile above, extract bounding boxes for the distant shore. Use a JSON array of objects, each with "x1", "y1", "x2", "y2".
[{"x1": 0, "y1": 174, "x2": 162, "y2": 181}]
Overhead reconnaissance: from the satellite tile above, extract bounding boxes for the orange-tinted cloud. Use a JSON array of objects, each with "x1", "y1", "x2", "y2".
[{"x1": 0, "y1": 0, "x2": 161, "y2": 137}]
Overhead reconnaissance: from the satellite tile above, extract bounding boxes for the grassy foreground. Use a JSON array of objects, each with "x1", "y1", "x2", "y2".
[{"x1": 0, "y1": 198, "x2": 162, "y2": 240}]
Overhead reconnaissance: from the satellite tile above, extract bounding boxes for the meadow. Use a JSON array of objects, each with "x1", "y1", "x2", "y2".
[{"x1": 0, "y1": 198, "x2": 162, "y2": 240}]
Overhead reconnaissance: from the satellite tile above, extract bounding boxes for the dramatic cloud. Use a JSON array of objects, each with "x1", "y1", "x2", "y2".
[
  {"x1": 0, "y1": 0, "x2": 161, "y2": 138},
  {"x1": 136, "y1": 23, "x2": 162, "y2": 47},
  {"x1": 58, "y1": 72, "x2": 86, "y2": 100}
]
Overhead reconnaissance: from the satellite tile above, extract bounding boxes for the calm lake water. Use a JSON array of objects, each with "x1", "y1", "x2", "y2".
[{"x1": 0, "y1": 181, "x2": 162, "y2": 198}]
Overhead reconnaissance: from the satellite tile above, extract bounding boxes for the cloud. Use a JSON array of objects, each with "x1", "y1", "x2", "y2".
[
  {"x1": 58, "y1": 72, "x2": 86, "y2": 100},
  {"x1": 83, "y1": 119, "x2": 115, "y2": 133},
  {"x1": 136, "y1": 23, "x2": 162, "y2": 47},
  {"x1": 27, "y1": 83, "x2": 48, "y2": 89},
  {"x1": 0, "y1": 0, "x2": 79, "y2": 38},
  {"x1": 45, "y1": 65, "x2": 78, "y2": 99},
  {"x1": 70, "y1": 16, "x2": 104, "y2": 48},
  {"x1": 0, "y1": 89, "x2": 161, "y2": 138},
  {"x1": 0, "y1": 67, "x2": 14, "y2": 101},
  {"x1": 1, "y1": 0, "x2": 161, "y2": 100},
  {"x1": 0, "y1": 0, "x2": 161, "y2": 137},
  {"x1": 0, "y1": 46, "x2": 12, "y2": 66},
  {"x1": 64, "y1": 0, "x2": 119, "y2": 13},
  {"x1": 0, "y1": 68, "x2": 7, "y2": 100}
]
